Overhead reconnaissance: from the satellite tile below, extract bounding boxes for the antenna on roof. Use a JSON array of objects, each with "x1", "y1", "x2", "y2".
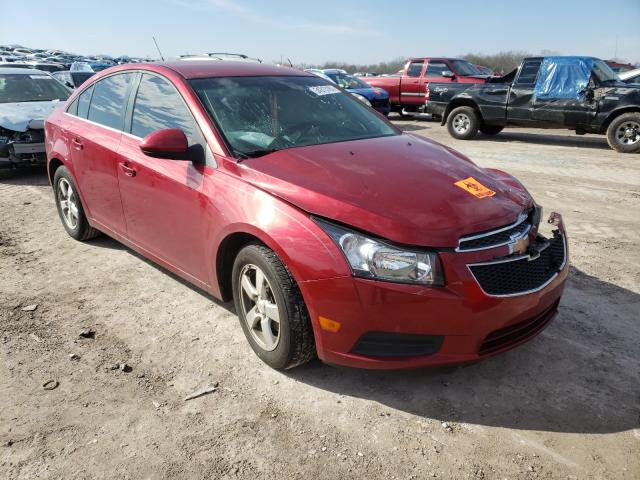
[{"x1": 152, "y1": 36, "x2": 165, "y2": 61}]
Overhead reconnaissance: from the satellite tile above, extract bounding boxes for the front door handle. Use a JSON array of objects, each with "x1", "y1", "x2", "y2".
[
  {"x1": 71, "y1": 137, "x2": 83, "y2": 150},
  {"x1": 119, "y1": 162, "x2": 136, "y2": 177}
]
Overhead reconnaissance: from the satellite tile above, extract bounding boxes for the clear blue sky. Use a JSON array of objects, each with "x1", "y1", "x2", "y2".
[{"x1": 2, "y1": 0, "x2": 639, "y2": 65}]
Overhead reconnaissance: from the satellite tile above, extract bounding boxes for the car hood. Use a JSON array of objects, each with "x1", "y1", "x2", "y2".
[
  {"x1": 232, "y1": 133, "x2": 533, "y2": 247},
  {"x1": 346, "y1": 87, "x2": 389, "y2": 100},
  {"x1": 0, "y1": 100, "x2": 63, "y2": 132}
]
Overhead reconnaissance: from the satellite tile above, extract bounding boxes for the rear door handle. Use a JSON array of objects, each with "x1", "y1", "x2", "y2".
[
  {"x1": 71, "y1": 137, "x2": 83, "y2": 150},
  {"x1": 119, "y1": 162, "x2": 136, "y2": 177}
]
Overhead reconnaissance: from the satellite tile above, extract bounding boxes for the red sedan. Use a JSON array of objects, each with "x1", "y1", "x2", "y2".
[{"x1": 45, "y1": 61, "x2": 568, "y2": 370}]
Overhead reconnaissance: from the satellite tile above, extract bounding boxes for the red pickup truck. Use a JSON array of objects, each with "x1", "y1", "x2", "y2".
[{"x1": 363, "y1": 58, "x2": 488, "y2": 114}]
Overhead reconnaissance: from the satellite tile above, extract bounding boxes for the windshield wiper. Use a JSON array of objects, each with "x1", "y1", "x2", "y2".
[{"x1": 235, "y1": 148, "x2": 278, "y2": 161}]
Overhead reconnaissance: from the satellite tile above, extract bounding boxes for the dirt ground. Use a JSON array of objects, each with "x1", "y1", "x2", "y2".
[{"x1": 1, "y1": 118, "x2": 639, "y2": 479}]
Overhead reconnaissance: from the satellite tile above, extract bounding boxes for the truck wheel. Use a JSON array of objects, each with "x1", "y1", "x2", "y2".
[
  {"x1": 447, "y1": 106, "x2": 479, "y2": 140},
  {"x1": 232, "y1": 244, "x2": 316, "y2": 370},
  {"x1": 480, "y1": 125, "x2": 504, "y2": 136},
  {"x1": 606, "y1": 113, "x2": 640, "y2": 153}
]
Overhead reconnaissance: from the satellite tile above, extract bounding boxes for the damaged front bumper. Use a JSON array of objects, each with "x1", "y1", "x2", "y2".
[{"x1": 0, "y1": 126, "x2": 46, "y2": 169}]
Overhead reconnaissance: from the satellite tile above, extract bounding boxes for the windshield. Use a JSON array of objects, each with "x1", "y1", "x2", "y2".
[
  {"x1": 451, "y1": 60, "x2": 481, "y2": 76},
  {"x1": 325, "y1": 72, "x2": 371, "y2": 90},
  {"x1": 190, "y1": 75, "x2": 397, "y2": 158},
  {"x1": 0, "y1": 73, "x2": 71, "y2": 103},
  {"x1": 592, "y1": 60, "x2": 620, "y2": 83}
]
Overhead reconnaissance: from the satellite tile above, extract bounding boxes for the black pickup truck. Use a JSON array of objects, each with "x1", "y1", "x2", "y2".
[{"x1": 425, "y1": 56, "x2": 640, "y2": 153}]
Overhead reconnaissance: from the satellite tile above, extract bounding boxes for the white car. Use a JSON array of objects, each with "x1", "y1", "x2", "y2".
[
  {"x1": 619, "y1": 68, "x2": 640, "y2": 85},
  {"x1": 0, "y1": 68, "x2": 70, "y2": 170}
]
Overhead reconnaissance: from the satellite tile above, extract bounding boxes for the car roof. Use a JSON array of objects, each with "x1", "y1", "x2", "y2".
[
  {"x1": 619, "y1": 68, "x2": 640, "y2": 80},
  {"x1": 0, "y1": 67, "x2": 49, "y2": 75},
  {"x1": 141, "y1": 60, "x2": 310, "y2": 79}
]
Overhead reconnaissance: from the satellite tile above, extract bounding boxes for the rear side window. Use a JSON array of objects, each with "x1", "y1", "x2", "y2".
[
  {"x1": 425, "y1": 61, "x2": 449, "y2": 77},
  {"x1": 406, "y1": 61, "x2": 424, "y2": 78},
  {"x1": 77, "y1": 85, "x2": 94, "y2": 118},
  {"x1": 87, "y1": 73, "x2": 134, "y2": 130},
  {"x1": 131, "y1": 73, "x2": 200, "y2": 144},
  {"x1": 515, "y1": 60, "x2": 542, "y2": 86}
]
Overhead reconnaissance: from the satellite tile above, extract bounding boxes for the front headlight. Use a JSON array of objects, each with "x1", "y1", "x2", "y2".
[
  {"x1": 351, "y1": 93, "x2": 372, "y2": 107},
  {"x1": 315, "y1": 218, "x2": 443, "y2": 286}
]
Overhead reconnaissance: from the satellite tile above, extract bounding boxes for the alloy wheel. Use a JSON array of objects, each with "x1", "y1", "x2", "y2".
[
  {"x1": 616, "y1": 121, "x2": 640, "y2": 145},
  {"x1": 453, "y1": 113, "x2": 471, "y2": 134},
  {"x1": 57, "y1": 178, "x2": 79, "y2": 229},
  {"x1": 239, "y1": 264, "x2": 281, "y2": 351}
]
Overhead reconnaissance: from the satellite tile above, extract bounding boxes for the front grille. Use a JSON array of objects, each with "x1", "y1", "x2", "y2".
[
  {"x1": 468, "y1": 232, "x2": 566, "y2": 296},
  {"x1": 479, "y1": 300, "x2": 559, "y2": 355},
  {"x1": 352, "y1": 332, "x2": 444, "y2": 358},
  {"x1": 457, "y1": 211, "x2": 532, "y2": 252}
]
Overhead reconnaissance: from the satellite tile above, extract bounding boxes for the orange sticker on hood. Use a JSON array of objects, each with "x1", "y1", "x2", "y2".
[{"x1": 454, "y1": 177, "x2": 496, "y2": 198}]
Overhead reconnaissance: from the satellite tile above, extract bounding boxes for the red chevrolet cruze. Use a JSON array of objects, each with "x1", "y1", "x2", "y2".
[{"x1": 45, "y1": 61, "x2": 568, "y2": 370}]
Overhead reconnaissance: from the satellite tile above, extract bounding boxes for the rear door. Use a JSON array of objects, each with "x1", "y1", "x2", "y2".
[
  {"x1": 400, "y1": 60, "x2": 426, "y2": 107},
  {"x1": 507, "y1": 59, "x2": 542, "y2": 124},
  {"x1": 116, "y1": 72, "x2": 210, "y2": 283},
  {"x1": 66, "y1": 72, "x2": 135, "y2": 235}
]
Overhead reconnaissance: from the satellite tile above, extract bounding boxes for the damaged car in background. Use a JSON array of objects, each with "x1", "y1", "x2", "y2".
[{"x1": 1, "y1": 68, "x2": 70, "y2": 171}]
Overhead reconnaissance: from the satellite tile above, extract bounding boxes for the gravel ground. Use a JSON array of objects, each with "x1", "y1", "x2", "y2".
[{"x1": 1, "y1": 118, "x2": 639, "y2": 479}]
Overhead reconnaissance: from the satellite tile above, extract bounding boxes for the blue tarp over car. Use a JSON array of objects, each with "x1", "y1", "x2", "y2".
[{"x1": 534, "y1": 56, "x2": 594, "y2": 101}]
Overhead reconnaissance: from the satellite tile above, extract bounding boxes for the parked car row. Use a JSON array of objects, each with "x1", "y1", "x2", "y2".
[{"x1": 423, "y1": 56, "x2": 640, "y2": 153}]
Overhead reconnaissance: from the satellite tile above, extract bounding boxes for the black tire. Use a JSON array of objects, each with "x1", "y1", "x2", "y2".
[
  {"x1": 479, "y1": 125, "x2": 504, "y2": 136},
  {"x1": 232, "y1": 244, "x2": 315, "y2": 370},
  {"x1": 606, "y1": 113, "x2": 640, "y2": 153},
  {"x1": 446, "y1": 106, "x2": 479, "y2": 140},
  {"x1": 53, "y1": 166, "x2": 100, "y2": 241}
]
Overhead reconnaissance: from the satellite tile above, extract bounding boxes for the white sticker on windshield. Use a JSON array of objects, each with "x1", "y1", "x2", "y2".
[
  {"x1": 308, "y1": 85, "x2": 340, "y2": 96},
  {"x1": 29, "y1": 75, "x2": 49, "y2": 79}
]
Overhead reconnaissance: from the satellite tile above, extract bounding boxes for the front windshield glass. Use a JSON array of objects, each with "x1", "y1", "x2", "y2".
[
  {"x1": 325, "y1": 72, "x2": 371, "y2": 89},
  {"x1": 592, "y1": 60, "x2": 619, "y2": 83},
  {"x1": 0, "y1": 73, "x2": 71, "y2": 103},
  {"x1": 451, "y1": 60, "x2": 481, "y2": 76},
  {"x1": 190, "y1": 75, "x2": 397, "y2": 158}
]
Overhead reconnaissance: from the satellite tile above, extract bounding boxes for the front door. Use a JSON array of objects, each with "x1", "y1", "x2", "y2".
[{"x1": 116, "y1": 73, "x2": 210, "y2": 283}]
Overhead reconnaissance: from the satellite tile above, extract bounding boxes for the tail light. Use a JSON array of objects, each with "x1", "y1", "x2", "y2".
[{"x1": 425, "y1": 83, "x2": 430, "y2": 100}]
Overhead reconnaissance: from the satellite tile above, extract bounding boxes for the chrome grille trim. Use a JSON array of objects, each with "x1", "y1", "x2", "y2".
[{"x1": 456, "y1": 211, "x2": 530, "y2": 252}]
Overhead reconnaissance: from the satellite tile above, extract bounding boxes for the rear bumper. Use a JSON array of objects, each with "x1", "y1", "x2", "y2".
[
  {"x1": 299, "y1": 217, "x2": 568, "y2": 370},
  {"x1": 0, "y1": 141, "x2": 46, "y2": 168},
  {"x1": 424, "y1": 101, "x2": 446, "y2": 117}
]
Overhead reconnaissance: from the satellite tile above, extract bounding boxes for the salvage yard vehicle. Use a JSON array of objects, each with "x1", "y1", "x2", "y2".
[
  {"x1": 619, "y1": 68, "x2": 640, "y2": 86},
  {"x1": 45, "y1": 61, "x2": 568, "y2": 370},
  {"x1": 51, "y1": 70, "x2": 95, "y2": 89},
  {"x1": 307, "y1": 69, "x2": 391, "y2": 116},
  {"x1": 425, "y1": 56, "x2": 640, "y2": 153},
  {"x1": 1, "y1": 68, "x2": 70, "y2": 170},
  {"x1": 363, "y1": 58, "x2": 487, "y2": 115}
]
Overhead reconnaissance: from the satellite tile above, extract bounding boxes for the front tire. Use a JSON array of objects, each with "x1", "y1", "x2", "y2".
[
  {"x1": 53, "y1": 166, "x2": 100, "y2": 241},
  {"x1": 232, "y1": 244, "x2": 315, "y2": 370},
  {"x1": 606, "y1": 113, "x2": 640, "y2": 153},
  {"x1": 447, "y1": 106, "x2": 479, "y2": 140}
]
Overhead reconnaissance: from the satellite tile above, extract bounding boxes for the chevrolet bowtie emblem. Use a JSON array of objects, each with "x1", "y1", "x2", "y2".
[{"x1": 509, "y1": 235, "x2": 530, "y2": 255}]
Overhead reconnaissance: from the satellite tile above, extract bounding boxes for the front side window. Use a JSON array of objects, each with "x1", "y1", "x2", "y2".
[
  {"x1": 425, "y1": 62, "x2": 450, "y2": 77},
  {"x1": 450, "y1": 60, "x2": 481, "y2": 77},
  {"x1": 190, "y1": 75, "x2": 397, "y2": 158},
  {"x1": 406, "y1": 61, "x2": 424, "y2": 78},
  {"x1": 87, "y1": 73, "x2": 133, "y2": 130},
  {"x1": 0, "y1": 73, "x2": 70, "y2": 103},
  {"x1": 515, "y1": 60, "x2": 542, "y2": 86},
  {"x1": 131, "y1": 73, "x2": 199, "y2": 143}
]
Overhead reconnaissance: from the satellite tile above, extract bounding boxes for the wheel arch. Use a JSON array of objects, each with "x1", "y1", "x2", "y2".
[
  {"x1": 442, "y1": 98, "x2": 483, "y2": 125},
  {"x1": 47, "y1": 157, "x2": 65, "y2": 186},
  {"x1": 601, "y1": 107, "x2": 640, "y2": 132}
]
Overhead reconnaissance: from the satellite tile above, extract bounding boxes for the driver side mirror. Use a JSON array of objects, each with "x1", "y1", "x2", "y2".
[
  {"x1": 441, "y1": 70, "x2": 455, "y2": 78},
  {"x1": 140, "y1": 128, "x2": 189, "y2": 160}
]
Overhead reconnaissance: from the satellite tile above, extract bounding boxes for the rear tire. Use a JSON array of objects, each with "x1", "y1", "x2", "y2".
[
  {"x1": 447, "y1": 106, "x2": 479, "y2": 140},
  {"x1": 53, "y1": 166, "x2": 100, "y2": 241},
  {"x1": 479, "y1": 125, "x2": 504, "y2": 136},
  {"x1": 606, "y1": 113, "x2": 640, "y2": 153},
  {"x1": 232, "y1": 244, "x2": 315, "y2": 370}
]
